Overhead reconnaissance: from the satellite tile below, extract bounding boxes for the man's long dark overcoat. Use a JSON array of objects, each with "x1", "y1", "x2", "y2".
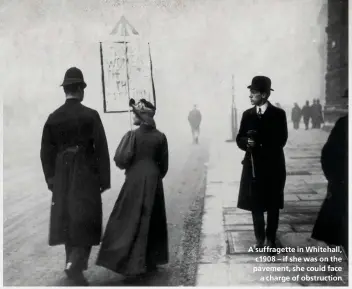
[
  {"x1": 301, "y1": 105, "x2": 311, "y2": 123},
  {"x1": 312, "y1": 115, "x2": 348, "y2": 249},
  {"x1": 236, "y1": 102, "x2": 288, "y2": 212},
  {"x1": 96, "y1": 124, "x2": 169, "y2": 276},
  {"x1": 40, "y1": 99, "x2": 111, "y2": 247}
]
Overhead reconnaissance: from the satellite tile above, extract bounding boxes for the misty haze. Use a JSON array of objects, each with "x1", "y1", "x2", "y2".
[{"x1": 2, "y1": 0, "x2": 348, "y2": 286}]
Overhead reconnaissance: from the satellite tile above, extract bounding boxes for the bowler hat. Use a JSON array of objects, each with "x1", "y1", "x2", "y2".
[
  {"x1": 61, "y1": 67, "x2": 87, "y2": 88},
  {"x1": 247, "y1": 76, "x2": 274, "y2": 92}
]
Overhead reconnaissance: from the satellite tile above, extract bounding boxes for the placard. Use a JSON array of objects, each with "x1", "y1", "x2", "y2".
[{"x1": 100, "y1": 41, "x2": 153, "y2": 113}]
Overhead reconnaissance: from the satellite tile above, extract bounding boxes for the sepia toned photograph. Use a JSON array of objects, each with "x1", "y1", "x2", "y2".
[{"x1": 2, "y1": 0, "x2": 349, "y2": 286}]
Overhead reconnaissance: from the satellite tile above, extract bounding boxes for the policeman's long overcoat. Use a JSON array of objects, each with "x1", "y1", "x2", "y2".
[
  {"x1": 40, "y1": 99, "x2": 111, "y2": 246},
  {"x1": 96, "y1": 124, "x2": 169, "y2": 276},
  {"x1": 236, "y1": 102, "x2": 288, "y2": 212},
  {"x1": 312, "y1": 115, "x2": 348, "y2": 248}
]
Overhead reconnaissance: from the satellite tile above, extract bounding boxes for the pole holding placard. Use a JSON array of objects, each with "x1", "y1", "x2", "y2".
[{"x1": 226, "y1": 74, "x2": 238, "y2": 142}]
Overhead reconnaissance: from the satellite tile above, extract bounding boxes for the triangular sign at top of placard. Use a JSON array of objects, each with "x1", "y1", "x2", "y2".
[{"x1": 110, "y1": 16, "x2": 139, "y2": 37}]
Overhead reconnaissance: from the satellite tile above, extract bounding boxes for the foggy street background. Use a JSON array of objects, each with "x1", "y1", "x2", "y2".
[{"x1": 2, "y1": 0, "x2": 329, "y2": 286}]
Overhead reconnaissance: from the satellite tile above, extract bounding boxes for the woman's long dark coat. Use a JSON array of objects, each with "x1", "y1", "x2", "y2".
[
  {"x1": 40, "y1": 99, "x2": 111, "y2": 246},
  {"x1": 96, "y1": 124, "x2": 169, "y2": 276},
  {"x1": 236, "y1": 102, "x2": 288, "y2": 212},
  {"x1": 312, "y1": 115, "x2": 348, "y2": 250}
]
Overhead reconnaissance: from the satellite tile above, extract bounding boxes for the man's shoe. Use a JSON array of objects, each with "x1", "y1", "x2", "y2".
[
  {"x1": 73, "y1": 274, "x2": 89, "y2": 286},
  {"x1": 252, "y1": 241, "x2": 265, "y2": 250},
  {"x1": 266, "y1": 240, "x2": 277, "y2": 248},
  {"x1": 266, "y1": 240, "x2": 278, "y2": 255},
  {"x1": 66, "y1": 272, "x2": 89, "y2": 286},
  {"x1": 65, "y1": 267, "x2": 89, "y2": 286}
]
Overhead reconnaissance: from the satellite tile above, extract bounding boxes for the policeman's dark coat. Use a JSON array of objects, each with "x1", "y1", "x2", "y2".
[
  {"x1": 40, "y1": 99, "x2": 111, "y2": 247},
  {"x1": 236, "y1": 102, "x2": 288, "y2": 212},
  {"x1": 312, "y1": 115, "x2": 348, "y2": 248},
  {"x1": 96, "y1": 124, "x2": 169, "y2": 276}
]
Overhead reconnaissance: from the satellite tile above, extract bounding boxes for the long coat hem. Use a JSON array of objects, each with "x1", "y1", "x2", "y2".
[
  {"x1": 48, "y1": 240, "x2": 101, "y2": 247},
  {"x1": 96, "y1": 259, "x2": 168, "y2": 277}
]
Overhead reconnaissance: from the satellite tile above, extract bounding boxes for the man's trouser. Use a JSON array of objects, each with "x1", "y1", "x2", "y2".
[
  {"x1": 304, "y1": 120, "x2": 309, "y2": 130},
  {"x1": 191, "y1": 127, "x2": 200, "y2": 140},
  {"x1": 65, "y1": 245, "x2": 92, "y2": 273},
  {"x1": 251, "y1": 209, "x2": 280, "y2": 243}
]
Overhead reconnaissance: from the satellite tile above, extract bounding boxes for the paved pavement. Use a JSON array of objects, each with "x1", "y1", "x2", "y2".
[
  {"x1": 196, "y1": 127, "x2": 349, "y2": 286},
  {"x1": 3, "y1": 130, "x2": 209, "y2": 286}
]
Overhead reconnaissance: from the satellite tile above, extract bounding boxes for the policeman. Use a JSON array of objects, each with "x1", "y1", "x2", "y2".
[{"x1": 40, "y1": 67, "x2": 110, "y2": 285}]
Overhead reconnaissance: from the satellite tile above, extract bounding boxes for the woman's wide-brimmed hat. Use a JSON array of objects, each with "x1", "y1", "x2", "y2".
[
  {"x1": 61, "y1": 67, "x2": 87, "y2": 88},
  {"x1": 247, "y1": 76, "x2": 274, "y2": 92},
  {"x1": 129, "y1": 98, "x2": 156, "y2": 127}
]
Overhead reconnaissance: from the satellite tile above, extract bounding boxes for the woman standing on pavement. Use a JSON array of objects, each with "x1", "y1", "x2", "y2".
[
  {"x1": 311, "y1": 90, "x2": 348, "y2": 256},
  {"x1": 96, "y1": 99, "x2": 169, "y2": 276}
]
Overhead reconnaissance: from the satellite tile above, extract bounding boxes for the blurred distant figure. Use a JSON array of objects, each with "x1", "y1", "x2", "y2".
[
  {"x1": 40, "y1": 67, "x2": 111, "y2": 286},
  {"x1": 311, "y1": 99, "x2": 324, "y2": 129},
  {"x1": 188, "y1": 105, "x2": 202, "y2": 144},
  {"x1": 311, "y1": 99, "x2": 318, "y2": 128},
  {"x1": 301, "y1": 100, "x2": 311, "y2": 130},
  {"x1": 315, "y1": 99, "x2": 324, "y2": 128},
  {"x1": 312, "y1": 89, "x2": 348, "y2": 256},
  {"x1": 291, "y1": 103, "x2": 302, "y2": 130}
]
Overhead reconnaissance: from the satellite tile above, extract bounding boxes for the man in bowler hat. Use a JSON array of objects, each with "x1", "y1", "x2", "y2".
[
  {"x1": 236, "y1": 76, "x2": 288, "y2": 250},
  {"x1": 40, "y1": 67, "x2": 111, "y2": 285}
]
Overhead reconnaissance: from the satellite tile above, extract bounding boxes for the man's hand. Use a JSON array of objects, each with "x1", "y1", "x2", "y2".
[
  {"x1": 100, "y1": 186, "x2": 110, "y2": 194},
  {"x1": 247, "y1": 138, "x2": 255, "y2": 148}
]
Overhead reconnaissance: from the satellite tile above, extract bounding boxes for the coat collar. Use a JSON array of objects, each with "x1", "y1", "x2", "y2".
[
  {"x1": 250, "y1": 101, "x2": 273, "y2": 115},
  {"x1": 256, "y1": 102, "x2": 269, "y2": 114},
  {"x1": 65, "y1": 98, "x2": 81, "y2": 105},
  {"x1": 139, "y1": 123, "x2": 156, "y2": 131}
]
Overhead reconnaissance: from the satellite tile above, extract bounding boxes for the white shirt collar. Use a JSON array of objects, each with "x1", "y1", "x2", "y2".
[
  {"x1": 66, "y1": 95, "x2": 82, "y2": 101},
  {"x1": 256, "y1": 102, "x2": 269, "y2": 114}
]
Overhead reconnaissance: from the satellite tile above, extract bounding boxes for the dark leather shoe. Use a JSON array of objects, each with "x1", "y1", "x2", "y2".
[
  {"x1": 266, "y1": 240, "x2": 278, "y2": 255},
  {"x1": 65, "y1": 269, "x2": 89, "y2": 286},
  {"x1": 266, "y1": 240, "x2": 277, "y2": 248},
  {"x1": 74, "y1": 274, "x2": 89, "y2": 286},
  {"x1": 252, "y1": 241, "x2": 265, "y2": 250}
]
